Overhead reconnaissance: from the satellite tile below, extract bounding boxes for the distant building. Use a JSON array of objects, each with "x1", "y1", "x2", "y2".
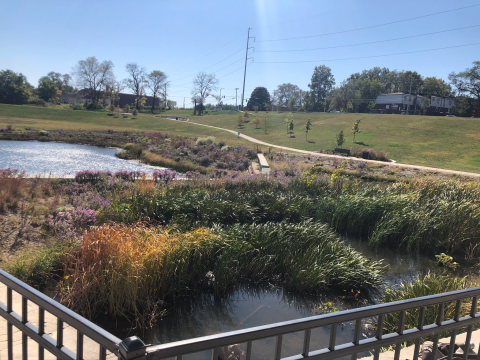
[
  {"x1": 374, "y1": 92, "x2": 454, "y2": 115},
  {"x1": 61, "y1": 90, "x2": 163, "y2": 108}
]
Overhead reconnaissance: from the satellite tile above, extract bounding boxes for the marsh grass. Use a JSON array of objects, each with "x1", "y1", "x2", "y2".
[
  {"x1": 315, "y1": 180, "x2": 480, "y2": 260},
  {"x1": 60, "y1": 221, "x2": 386, "y2": 325},
  {"x1": 381, "y1": 272, "x2": 473, "y2": 342}
]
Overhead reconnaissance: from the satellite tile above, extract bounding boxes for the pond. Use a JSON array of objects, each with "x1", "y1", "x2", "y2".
[
  {"x1": 0, "y1": 140, "x2": 163, "y2": 176},
  {"x1": 99, "y1": 238, "x2": 434, "y2": 360}
]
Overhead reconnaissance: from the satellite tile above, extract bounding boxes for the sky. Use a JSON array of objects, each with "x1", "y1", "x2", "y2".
[{"x1": 0, "y1": 0, "x2": 479, "y2": 106}]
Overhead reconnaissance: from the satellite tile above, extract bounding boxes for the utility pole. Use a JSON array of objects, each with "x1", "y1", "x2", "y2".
[
  {"x1": 407, "y1": 79, "x2": 412, "y2": 115},
  {"x1": 164, "y1": 83, "x2": 167, "y2": 108},
  {"x1": 241, "y1": 28, "x2": 252, "y2": 111},
  {"x1": 183, "y1": 97, "x2": 185, "y2": 109},
  {"x1": 235, "y1": 88, "x2": 239, "y2": 109},
  {"x1": 219, "y1": 88, "x2": 224, "y2": 105}
]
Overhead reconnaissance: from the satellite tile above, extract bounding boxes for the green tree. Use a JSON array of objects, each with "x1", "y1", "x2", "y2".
[
  {"x1": 123, "y1": 104, "x2": 131, "y2": 113},
  {"x1": 421, "y1": 97, "x2": 430, "y2": 114},
  {"x1": 247, "y1": 87, "x2": 271, "y2": 110},
  {"x1": 336, "y1": 130, "x2": 345, "y2": 148},
  {"x1": 237, "y1": 114, "x2": 244, "y2": 128},
  {"x1": 284, "y1": 112, "x2": 293, "y2": 135},
  {"x1": 305, "y1": 118, "x2": 312, "y2": 142},
  {"x1": 253, "y1": 116, "x2": 261, "y2": 129},
  {"x1": 0, "y1": 70, "x2": 31, "y2": 104},
  {"x1": 37, "y1": 79, "x2": 58, "y2": 102},
  {"x1": 351, "y1": 119, "x2": 361, "y2": 143},
  {"x1": 274, "y1": 83, "x2": 301, "y2": 106},
  {"x1": 423, "y1": 77, "x2": 452, "y2": 96},
  {"x1": 451, "y1": 96, "x2": 476, "y2": 117},
  {"x1": 449, "y1": 61, "x2": 480, "y2": 117},
  {"x1": 305, "y1": 65, "x2": 335, "y2": 111},
  {"x1": 396, "y1": 70, "x2": 423, "y2": 93},
  {"x1": 289, "y1": 118, "x2": 295, "y2": 137},
  {"x1": 147, "y1": 70, "x2": 167, "y2": 113}
]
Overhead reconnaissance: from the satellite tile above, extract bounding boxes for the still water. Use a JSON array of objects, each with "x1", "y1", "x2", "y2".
[
  {"x1": 100, "y1": 239, "x2": 434, "y2": 360},
  {"x1": 0, "y1": 140, "x2": 162, "y2": 176}
]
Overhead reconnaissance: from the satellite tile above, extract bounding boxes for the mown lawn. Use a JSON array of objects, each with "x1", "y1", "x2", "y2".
[
  {"x1": 0, "y1": 104, "x2": 253, "y2": 148},
  {"x1": 1, "y1": 104, "x2": 480, "y2": 172},
  {"x1": 178, "y1": 109, "x2": 480, "y2": 173}
]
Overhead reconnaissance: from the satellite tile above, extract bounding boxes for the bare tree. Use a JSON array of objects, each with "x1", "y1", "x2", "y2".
[
  {"x1": 191, "y1": 72, "x2": 218, "y2": 115},
  {"x1": 147, "y1": 70, "x2": 167, "y2": 113},
  {"x1": 72, "y1": 57, "x2": 114, "y2": 106},
  {"x1": 124, "y1": 63, "x2": 147, "y2": 109}
]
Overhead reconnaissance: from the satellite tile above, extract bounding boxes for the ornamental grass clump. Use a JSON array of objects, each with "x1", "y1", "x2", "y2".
[{"x1": 60, "y1": 224, "x2": 226, "y2": 324}]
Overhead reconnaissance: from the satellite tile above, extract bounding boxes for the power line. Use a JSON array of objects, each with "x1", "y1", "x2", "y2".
[
  {"x1": 169, "y1": 31, "x2": 247, "y2": 72},
  {"x1": 256, "y1": 4, "x2": 480, "y2": 42},
  {"x1": 252, "y1": 10, "x2": 333, "y2": 29},
  {"x1": 169, "y1": 47, "x2": 246, "y2": 84},
  {"x1": 255, "y1": 43, "x2": 480, "y2": 63},
  {"x1": 255, "y1": 25, "x2": 480, "y2": 53}
]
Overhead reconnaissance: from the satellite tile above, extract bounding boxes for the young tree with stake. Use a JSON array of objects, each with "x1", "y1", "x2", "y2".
[
  {"x1": 336, "y1": 130, "x2": 345, "y2": 148},
  {"x1": 305, "y1": 118, "x2": 312, "y2": 142},
  {"x1": 351, "y1": 119, "x2": 361, "y2": 143}
]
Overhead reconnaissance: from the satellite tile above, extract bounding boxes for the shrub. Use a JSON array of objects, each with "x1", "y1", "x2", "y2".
[
  {"x1": 132, "y1": 108, "x2": 138, "y2": 118},
  {"x1": 47, "y1": 207, "x2": 97, "y2": 240},
  {"x1": 29, "y1": 96, "x2": 47, "y2": 107},
  {"x1": 72, "y1": 104, "x2": 83, "y2": 110},
  {"x1": 38, "y1": 130, "x2": 50, "y2": 136},
  {"x1": 195, "y1": 136, "x2": 215, "y2": 146},
  {"x1": 123, "y1": 104, "x2": 131, "y2": 113}
]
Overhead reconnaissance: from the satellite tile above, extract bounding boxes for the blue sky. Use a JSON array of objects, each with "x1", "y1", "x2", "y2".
[{"x1": 0, "y1": 0, "x2": 479, "y2": 106}]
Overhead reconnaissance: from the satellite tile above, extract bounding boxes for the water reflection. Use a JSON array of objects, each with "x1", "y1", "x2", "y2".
[{"x1": 0, "y1": 140, "x2": 162, "y2": 175}]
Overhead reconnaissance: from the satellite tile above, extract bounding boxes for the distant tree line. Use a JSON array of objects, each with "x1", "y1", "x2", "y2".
[
  {"x1": 1, "y1": 59, "x2": 479, "y2": 117},
  {"x1": 244, "y1": 62, "x2": 479, "y2": 117},
  {"x1": 0, "y1": 57, "x2": 169, "y2": 113}
]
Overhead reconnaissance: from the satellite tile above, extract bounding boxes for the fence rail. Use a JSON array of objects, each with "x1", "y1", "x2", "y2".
[{"x1": 1, "y1": 268, "x2": 480, "y2": 360}]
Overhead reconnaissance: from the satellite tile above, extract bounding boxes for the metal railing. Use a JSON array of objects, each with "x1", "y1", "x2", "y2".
[{"x1": 2, "y1": 268, "x2": 480, "y2": 360}]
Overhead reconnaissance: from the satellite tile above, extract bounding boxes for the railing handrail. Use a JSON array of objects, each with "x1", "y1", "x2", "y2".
[
  {"x1": 145, "y1": 286, "x2": 480, "y2": 358},
  {"x1": 0, "y1": 269, "x2": 121, "y2": 353}
]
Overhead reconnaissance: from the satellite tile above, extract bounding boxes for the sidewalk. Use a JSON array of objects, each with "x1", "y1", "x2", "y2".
[{"x1": 0, "y1": 283, "x2": 116, "y2": 360}]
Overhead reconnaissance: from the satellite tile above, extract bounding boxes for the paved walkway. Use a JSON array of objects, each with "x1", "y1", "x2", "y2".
[
  {"x1": 165, "y1": 118, "x2": 480, "y2": 179},
  {"x1": 0, "y1": 283, "x2": 116, "y2": 360},
  {"x1": 364, "y1": 330, "x2": 480, "y2": 360}
]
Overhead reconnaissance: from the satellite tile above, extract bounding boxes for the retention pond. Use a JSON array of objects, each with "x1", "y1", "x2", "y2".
[{"x1": 0, "y1": 140, "x2": 162, "y2": 176}]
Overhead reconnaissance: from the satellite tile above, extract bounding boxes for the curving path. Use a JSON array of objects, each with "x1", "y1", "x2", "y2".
[{"x1": 163, "y1": 118, "x2": 480, "y2": 178}]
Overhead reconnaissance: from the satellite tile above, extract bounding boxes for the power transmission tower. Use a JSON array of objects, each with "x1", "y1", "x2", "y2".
[{"x1": 241, "y1": 28, "x2": 254, "y2": 111}]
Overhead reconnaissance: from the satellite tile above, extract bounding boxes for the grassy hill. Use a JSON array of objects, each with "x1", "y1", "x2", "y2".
[{"x1": 1, "y1": 104, "x2": 480, "y2": 172}]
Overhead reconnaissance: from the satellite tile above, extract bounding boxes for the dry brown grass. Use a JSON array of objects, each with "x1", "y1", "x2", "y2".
[{"x1": 60, "y1": 223, "x2": 222, "y2": 326}]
